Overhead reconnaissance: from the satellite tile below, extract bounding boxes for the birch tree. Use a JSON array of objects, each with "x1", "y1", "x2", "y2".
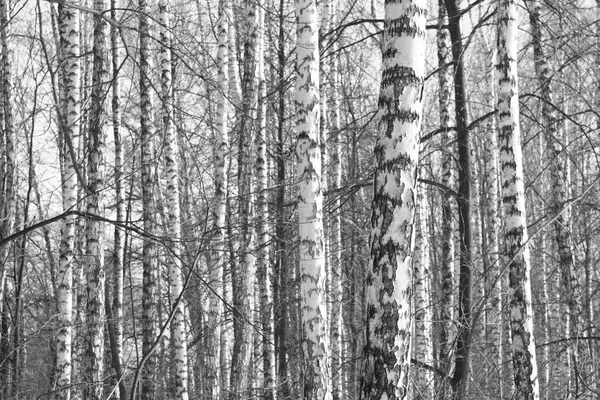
[
  {"x1": 361, "y1": 0, "x2": 426, "y2": 398},
  {"x1": 206, "y1": 0, "x2": 229, "y2": 397},
  {"x1": 0, "y1": 0, "x2": 14, "y2": 392},
  {"x1": 255, "y1": 0, "x2": 276, "y2": 397},
  {"x1": 230, "y1": 0, "x2": 258, "y2": 396},
  {"x1": 108, "y1": 0, "x2": 127, "y2": 397},
  {"x1": 274, "y1": 0, "x2": 289, "y2": 393},
  {"x1": 497, "y1": 0, "x2": 539, "y2": 397},
  {"x1": 526, "y1": 1, "x2": 581, "y2": 393},
  {"x1": 55, "y1": 3, "x2": 80, "y2": 398},
  {"x1": 139, "y1": 0, "x2": 159, "y2": 396},
  {"x1": 159, "y1": 1, "x2": 189, "y2": 398},
  {"x1": 435, "y1": 2, "x2": 454, "y2": 395},
  {"x1": 329, "y1": 8, "x2": 344, "y2": 399},
  {"x1": 413, "y1": 192, "x2": 433, "y2": 399},
  {"x1": 83, "y1": 0, "x2": 109, "y2": 395},
  {"x1": 295, "y1": 0, "x2": 331, "y2": 395}
]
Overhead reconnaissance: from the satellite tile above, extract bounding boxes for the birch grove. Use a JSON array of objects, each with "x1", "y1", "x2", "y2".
[{"x1": 0, "y1": 0, "x2": 599, "y2": 398}]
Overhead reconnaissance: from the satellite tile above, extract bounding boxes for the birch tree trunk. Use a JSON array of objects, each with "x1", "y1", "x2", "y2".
[
  {"x1": 255, "y1": 1, "x2": 276, "y2": 397},
  {"x1": 55, "y1": 3, "x2": 80, "y2": 398},
  {"x1": 159, "y1": 2, "x2": 189, "y2": 398},
  {"x1": 329, "y1": 14, "x2": 344, "y2": 400},
  {"x1": 526, "y1": 2, "x2": 581, "y2": 394},
  {"x1": 479, "y1": 34, "x2": 502, "y2": 397},
  {"x1": 108, "y1": 0, "x2": 127, "y2": 398},
  {"x1": 206, "y1": 1, "x2": 229, "y2": 397},
  {"x1": 413, "y1": 192, "x2": 433, "y2": 399},
  {"x1": 230, "y1": 0, "x2": 257, "y2": 396},
  {"x1": 361, "y1": 0, "x2": 426, "y2": 398},
  {"x1": 0, "y1": 0, "x2": 14, "y2": 393},
  {"x1": 436, "y1": 2, "x2": 455, "y2": 396},
  {"x1": 274, "y1": 0, "x2": 289, "y2": 393},
  {"x1": 139, "y1": 0, "x2": 159, "y2": 396},
  {"x1": 295, "y1": 0, "x2": 331, "y2": 395},
  {"x1": 497, "y1": 0, "x2": 540, "y2": 398},
  {"x1": 83, "y1": 0, "x2": 109, "y2": 396}
]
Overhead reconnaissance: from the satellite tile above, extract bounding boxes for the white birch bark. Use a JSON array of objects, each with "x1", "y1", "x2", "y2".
[
  {"x1": 497, "y1": 0, "x2": 539, "y2": 398},
  {"x1": 480, "y1": 36, "x2": 503, "y2": 396},
  {"x1": 159, "y1": 2, "x2": 189, "y2": 398},
  {"x1": 436, "y1": 3, "x2": 455, "y2": 391},
  {"x1": 230, "y1": 0, "x2": 258, "y2": 396},
  {"x1": 329, "y1": 16, "x2": 344, "y2": 400},
  {"x1": 228, "y1": 22, "x2": 242, "y2": 112},
  {"x1": 55, "y1": 3, "x2": 80, "y2": 398},
  {"x1": 361, "y1": 0, "x2": 426, "y2": 398},
  {"x1": 413, "y1": 192, "x2": 433, "y2": 400},
  {"x1": 206, "y1": 1, "x2": 229, "y2": 398},
  {"x1": 295, "y1": 0, "x2": 330, "y2": 395},
  {"x1": 110, "y1": 0, "x2": 126, "y2": 397},
  {"x1": 83, "y1": 0, "x2": 108, "y2": 396},
  {"x1": 139, "y1": 0, "x2": 159, "y2": 396},
  {"x1": 255, "y1": 1, "x2": 276, "y2": 397}
]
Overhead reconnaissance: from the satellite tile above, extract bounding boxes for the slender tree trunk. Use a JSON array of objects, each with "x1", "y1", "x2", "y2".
[
  {"x1": 414, "y1": 192, "x2": 433, "y2": 399},
  {"x1": 443, "y1": 0, "x2": 473, "y2": 395},
  {"x1": 361, "y1": 0, "x2": 426, "y2": 398},
  {"x1": 55, "y1": 3, "x2": 80, "y2": 398},
  {"x1": 295, "y1": 0, "x2": 331, "y2": 395},
  {"x1": 139, "y1": 0, "x2": 159, "y2": 396},
  {"x1": 497, "y1": 0, "x2": 540, "y2": 398},
  {"x1": 83, "y1": 0, "x2": 109, "y2": 396},
  {"x1": 108, "y1": 0, "x2": 127, "y2": 398},
  {"x1": 436, "y1": 2, "x2": 455, "y2": 396},
  {"x1": 330, "y1": 17, "x2": 344, "y2": 400},
  {"x1": 0, "y1": 0, "x2": 14, "y2": 394},
  {"x1": 273, "y1": 0, "x2": 289, "y2": 394},
  {"x1": 13, "y1": 119, "x2": 36, "y2": 397},
  {"x1": 159, "y1": 2, "x2": 189, "y2": 398},
  {"x1": 255, "y1": 1, "x2": 276, "y2": 397},
  {"x1": 206, "y1": 1, "x2": 229, "y2": 398},
  {"x1": 478, "y1": 34, "x2": 503, "y2": 398},
  {"x1": 526, "y1": 2, "x2": 580, "y2": 395},
  {"x1": 230, "y1": 0, "x2": 258, "y2": 396},
  {"x1": 539, "y1": 226, "x2": 551, "y2": 400}
]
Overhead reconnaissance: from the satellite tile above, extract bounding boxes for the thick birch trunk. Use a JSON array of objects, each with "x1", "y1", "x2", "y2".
[
  {"x1": 206, "y1": 1, "x2": 229, "y2": 398},
  {"x1": 361, "y1": 0, "x2": 426, "y2": 398},
  {"x1": 497, "y1": 0, "x2": 539, "y2": 398},
  {"x1": 55, "y1": 4, "x2": 80, "y2": 398},
  {"x1": 159, "y1": 2, "x2": 189, "y2": 398},
  {"x1": 139, "y1": 0, "x2": 159, "y2": 396},
  {"x1": 295, "y1": 0, "x2": 330, "y2": 396}
]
